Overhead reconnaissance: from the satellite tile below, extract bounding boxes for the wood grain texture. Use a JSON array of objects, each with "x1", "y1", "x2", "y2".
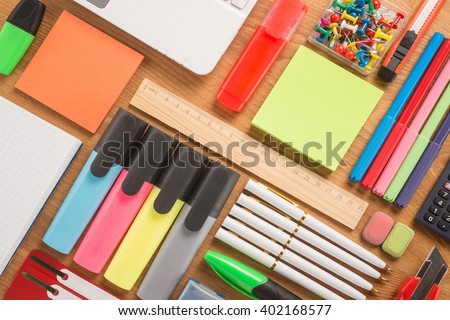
[{"x1": 0, "y1": 0, "x2": 449, "y2": 300}]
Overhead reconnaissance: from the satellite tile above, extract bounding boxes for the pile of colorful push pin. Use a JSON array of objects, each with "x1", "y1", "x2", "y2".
[{"x1": 312, "y1": 0, "x2": 405, "y2": 73}]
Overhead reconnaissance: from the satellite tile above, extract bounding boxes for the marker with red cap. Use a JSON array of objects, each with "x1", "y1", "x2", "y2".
[{"x1": 216, "y1": 0, "x2": 308, "y2": 112}]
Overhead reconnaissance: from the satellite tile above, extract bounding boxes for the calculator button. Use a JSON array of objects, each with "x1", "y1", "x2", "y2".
[
  {"x1": 439, "y1": 189, "x2": 449, "y2": 199},
  {"x1": 433, "y1": 197, "x2": 446, "y2": 208},
  {"x1": 428, "y1": 205, "x2": 441, "y2": 216},
  {"x1": 437, "y1": 221, "x2": 449, "y2": 232},
  {"x1": 424, "y1": 214, "x2": 436, "y2": 224},
  {"x1": 443, "y1": 213, "x2": 450, "y2": 223},
  {"x1": 445, "y1": 181, "x2": 450, "y2": 190}
]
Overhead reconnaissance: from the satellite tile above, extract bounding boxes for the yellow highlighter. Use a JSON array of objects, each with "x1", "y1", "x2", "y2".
[{"x1": 104, "y1": 146, "x2": 208, "y2": 290}]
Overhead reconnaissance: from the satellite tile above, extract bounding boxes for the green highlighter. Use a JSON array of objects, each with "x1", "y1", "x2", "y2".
[
  {"x1": 384, "y1": 84, "x2": 450, "y2": 202},
  {"x1": 204, "y1": 250, "x2": 301, "y2": 300},
  {"x1": 0, "y1": 0, "x2": 45, "y2": 76}
]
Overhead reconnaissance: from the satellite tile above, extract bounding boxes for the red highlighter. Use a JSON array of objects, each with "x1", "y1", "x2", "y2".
[{"x1": 216, "y1": 0, "x2": 308, "y2": 112}]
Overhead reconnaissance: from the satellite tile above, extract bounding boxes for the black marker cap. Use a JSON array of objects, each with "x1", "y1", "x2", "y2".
[
  {"x1": 153, "y1": 146, "x2": 209, "y2": 214},
  {"x1": 184, "y1": 161, "x2": 240, "y2": 232},
  {"x1": 121, "y1": 127, "x2": 179, "y2": 196},
  {"x1": 8, "y1": 0, "x2": 46, "y2": 36},
  {"x1": 91, "y1": 108, "x2": 148, "y2": 178},
  {"x1": 378, "y1": 31, "x2": 418, "y2": 82},
  {"x1": 378, "y1": 66, "x2": 397, "y2": 82}
]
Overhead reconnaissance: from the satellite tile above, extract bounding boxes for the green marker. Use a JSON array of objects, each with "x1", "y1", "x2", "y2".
[
  {"x1": 0, "y1": 0, "x2": 45, "y2": 76},
  {"x1": 204, "y1": 250, "x2": 301, "y2": 300},
  {"x1": 384, "y1": 84, "x2": 450, "y2": 202}
]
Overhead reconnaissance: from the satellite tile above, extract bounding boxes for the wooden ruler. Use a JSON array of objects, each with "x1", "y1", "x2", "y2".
[{"x1": 131, "y1": 79, "x2": 368, "y2": 229}]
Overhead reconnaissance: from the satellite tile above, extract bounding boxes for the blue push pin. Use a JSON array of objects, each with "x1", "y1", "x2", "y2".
[
  {"x1": 360, "y1": 44, "x2": 372, "y2": 52},
  {"x1": 348, "y1": 0, "x2": 366, "y2": 17},
  {"x1": 349, "y1": 9, "x2": 359, "y2": 18},
  {"x1": 316, "y1": 34, "x2": 325, "y2": 43},
  {"x1": 356, "y1": 50, "x2": 370, "y2": 67},
  {"x1": 355, "y1": 0, "x2": 366, "y2": 8},
  {"x1": 356, "y1": 19, "x2": 372, "y2": 36},
  {"x1": 349, "y1": 3, "x2": 365, "y2": 16}
]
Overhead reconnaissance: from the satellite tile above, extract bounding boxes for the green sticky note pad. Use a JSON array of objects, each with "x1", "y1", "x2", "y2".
[
  {"x1": 252, "y1": 46, "x2": 384, "y2": 171},
  {"x1": 382, "y1": 222, "x2": 414, "y2": 258}
]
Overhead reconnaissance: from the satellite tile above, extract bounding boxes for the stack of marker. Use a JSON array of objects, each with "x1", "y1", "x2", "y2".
[
  {"x1": 311, "y1": 0, "x2": 405, "y2": 73},
  {"x1": 350, "y1": 32, "x2": 450, "y2": 207}
]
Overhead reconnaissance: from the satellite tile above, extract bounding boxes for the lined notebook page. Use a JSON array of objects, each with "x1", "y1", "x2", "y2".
[{"x1": 0, "y1": 97, "x2": 82, "y2": 275}]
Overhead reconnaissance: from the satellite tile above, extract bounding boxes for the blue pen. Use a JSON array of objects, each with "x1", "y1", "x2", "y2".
[
  {"x1": 350, "y1": 32, "x2": 445, "y2": 182},
  {"x1": 43, "y1": 109, "x2": 148, "y2": 254}
]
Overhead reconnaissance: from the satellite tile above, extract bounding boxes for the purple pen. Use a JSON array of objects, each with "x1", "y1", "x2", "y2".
[{"x1": 395, "y1": 112, "x2": 450, "y2": 208}]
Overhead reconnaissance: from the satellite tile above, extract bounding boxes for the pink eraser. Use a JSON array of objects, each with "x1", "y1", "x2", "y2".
[{"x1": 362, "y1": 211, "x2": 394, "y2": 246}]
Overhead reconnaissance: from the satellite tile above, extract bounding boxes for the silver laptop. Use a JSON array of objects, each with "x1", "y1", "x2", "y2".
[{"x1": 73, "y1": 0, "x2": 258, "y2": 75}]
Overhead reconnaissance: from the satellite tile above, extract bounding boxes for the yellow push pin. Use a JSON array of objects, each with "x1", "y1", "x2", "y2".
[
  {"x1": 328, "y1": 23, "x2": 341, "y2": 39},
  {"x1": 366, "y1": 52, "x2": 381, "y2": 70},
  {"x1": 341, "y1": 10, "x2": 358, "y2": 24},
  {"x1": 376, "y1": 42, "x2": 386, "y2": 53},
  {"x1": 347, "y1": 42, "x2": 358, "y2": 53},
  {"x1": 374, "y1": 28, "x2": 392, "y2": 42}
]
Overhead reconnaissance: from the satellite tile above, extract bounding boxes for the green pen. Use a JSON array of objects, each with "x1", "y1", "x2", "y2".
[
  {"x1": 0, "y1": 0, "x2": 45, "y2": 76},
  {"x1": 204, "y1": 250, "x2": 301, "y2": 300}
]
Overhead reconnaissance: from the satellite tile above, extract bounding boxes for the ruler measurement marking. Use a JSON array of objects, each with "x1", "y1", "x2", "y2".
[
  {"x1": 151, "y1": 86, "x2": 356, "y2": 206},
  {"x1": 134, "y1": 79, "x2": 368, "y2": 228}
]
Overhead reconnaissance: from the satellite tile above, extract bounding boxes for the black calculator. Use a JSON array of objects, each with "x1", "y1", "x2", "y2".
[{"x1": 416, "y1": 160, "x2": 450, "y2": 241}]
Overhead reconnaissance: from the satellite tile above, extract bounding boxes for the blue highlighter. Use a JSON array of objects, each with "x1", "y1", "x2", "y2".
[{"x1": 43, "y1": 109, "x2": 147, "y2": 254}]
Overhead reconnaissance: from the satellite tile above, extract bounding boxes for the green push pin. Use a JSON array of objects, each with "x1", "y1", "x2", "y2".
[
  {"x1": 315, "y1": 23, "x2": 332, "y2": 39},
  {"x1": 368, "y1": 0, "x2": 375, "y2": 14},
  {"x1": 332, "y1": 0, "x2": 352, "y2": 11}
]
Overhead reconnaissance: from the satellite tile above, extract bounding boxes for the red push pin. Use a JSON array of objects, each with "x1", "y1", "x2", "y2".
[
  {"x1": 378, "y1": 17, "x2": 391, "y2": 29},
  {"x1": 341, "y1": 29, "x2": 352, "y2": 38},
  {"x1": 389, "y1": 12, "x2": 405, "y2": 29},
  {"x1": 330, "y1": 12, "x2": 341, "y2": 23},
  {"x1": 365, "y1": 28, "x2": 375, "y2": 38},
  {"x1": 335, "y1": 44, "x2": 346, "y2": 55},
  {"x1": 372, "y1": 0, "x2": 381, "y2": 10},
  {"x1": 357, "y1": 38, "x2": 375, "y2": 46},
  {"x1": 345, "y1": 49, "x2": 355, "y2": 61}
]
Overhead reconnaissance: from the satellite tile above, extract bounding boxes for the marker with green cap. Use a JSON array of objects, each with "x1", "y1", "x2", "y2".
[
  {"x1": 0, "y1": 0, "x2": 45, "y2": 76},
  {"x1": 204, "y1": 250, "x2": 301, "y2": 300}
]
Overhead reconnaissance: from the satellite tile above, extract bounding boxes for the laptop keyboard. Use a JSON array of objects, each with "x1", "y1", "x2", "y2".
[{"x1": 223, "y1": 0, "x2": 250, "y2": 10}]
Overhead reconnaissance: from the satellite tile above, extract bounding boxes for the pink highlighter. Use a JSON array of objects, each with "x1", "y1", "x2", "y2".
[{"x1": 73, "y1": 128, "x2": 178, "y2": 273}]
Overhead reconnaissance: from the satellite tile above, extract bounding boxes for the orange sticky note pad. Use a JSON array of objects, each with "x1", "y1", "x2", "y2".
[{"x1": 16, "y1": 11, "x2": 144, "y2": 133}]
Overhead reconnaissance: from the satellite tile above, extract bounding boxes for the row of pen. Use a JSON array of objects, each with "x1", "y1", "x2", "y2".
[{"x1": 216, "y1": 179, "x2": 390, "y2": 300}]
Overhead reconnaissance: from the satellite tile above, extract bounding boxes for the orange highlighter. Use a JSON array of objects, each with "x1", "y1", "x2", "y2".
[{"x1": 216, "y1": 0, "x2": 307, "y2": 112}]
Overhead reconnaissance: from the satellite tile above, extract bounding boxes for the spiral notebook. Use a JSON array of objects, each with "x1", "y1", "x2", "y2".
[{"x1": 0, "y1": 97, "x2": 82, "y2": 275}]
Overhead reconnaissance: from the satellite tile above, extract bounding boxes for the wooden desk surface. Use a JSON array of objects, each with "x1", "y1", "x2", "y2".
[{"x1": 0, "y1": 0, "x2": 449, "y2": 300}]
